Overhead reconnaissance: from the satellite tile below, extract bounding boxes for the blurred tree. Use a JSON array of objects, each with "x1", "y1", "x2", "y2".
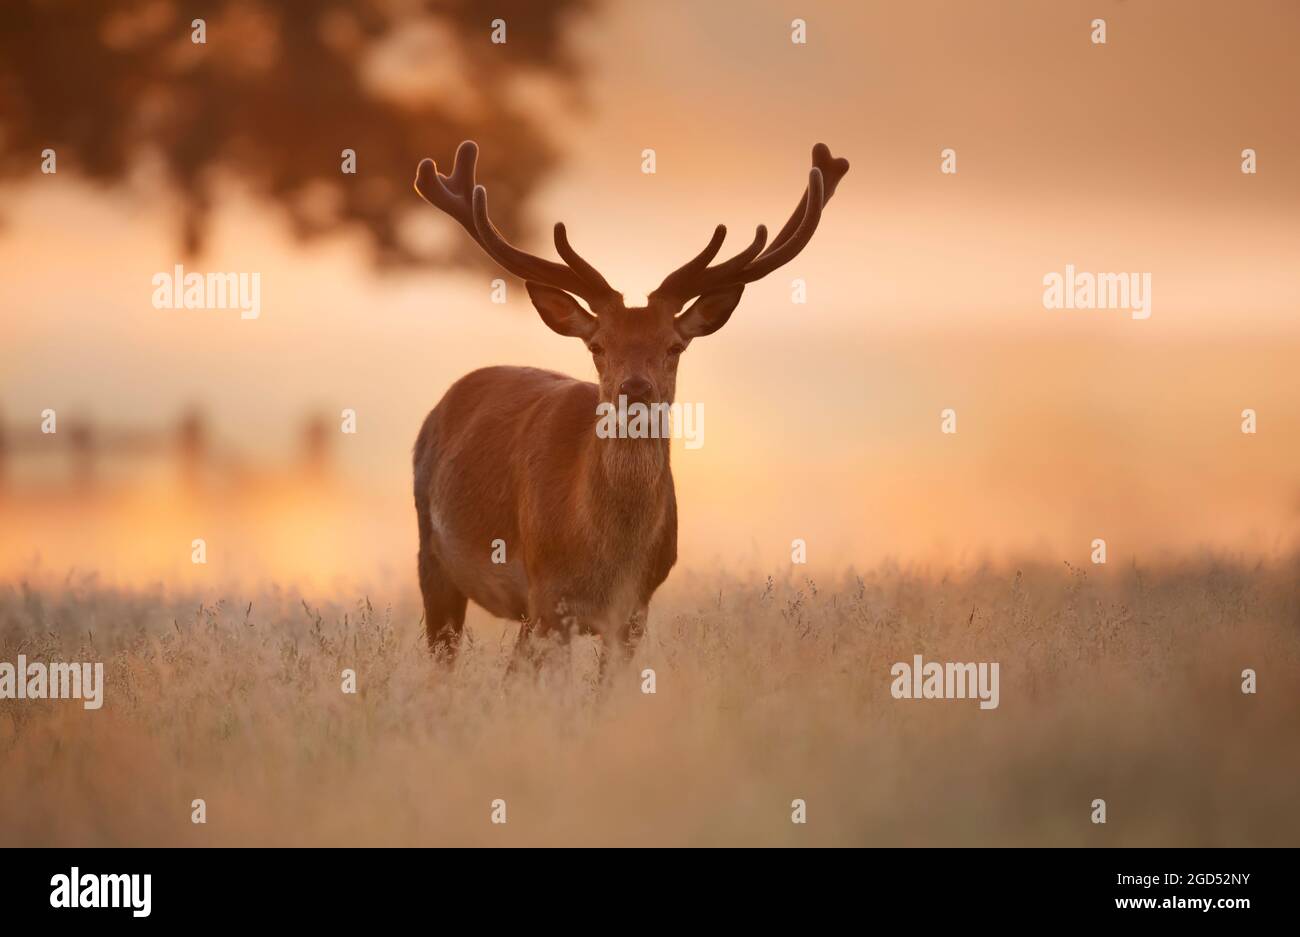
[{"x1": 0, "y1": 0, "x2": 595, "y2": 269}]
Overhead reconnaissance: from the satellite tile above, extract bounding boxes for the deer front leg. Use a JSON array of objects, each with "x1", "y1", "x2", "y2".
[
  {"x1": 508, "y1": 593, "x2": 578, "y2": 674},
  {"x1": 598, "y1": 604, "x2": 648, "y2": 683},
  {"x1": 622, "y1": 605, "x2": 648, "y2": 660},
  {"x1": 506, "y1": 617, "x2": 537, "y2": 675}
]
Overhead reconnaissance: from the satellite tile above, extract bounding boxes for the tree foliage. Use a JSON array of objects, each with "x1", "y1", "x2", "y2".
[{"x1": 0, "y1": 0, "x2": 594, "y2": 268}]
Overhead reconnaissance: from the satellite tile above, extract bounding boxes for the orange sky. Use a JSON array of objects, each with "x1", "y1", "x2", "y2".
[{"x1": 2, "y1": 0, "x2": 1298, "y2": 587}]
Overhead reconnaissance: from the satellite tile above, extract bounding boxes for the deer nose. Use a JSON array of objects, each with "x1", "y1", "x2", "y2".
[{"x1": 618, "y1": 377, "x2": 654, "y2": 403}]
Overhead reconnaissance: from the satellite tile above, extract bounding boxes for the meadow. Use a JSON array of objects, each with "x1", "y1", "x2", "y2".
[{"x1": 1, "y1": 557, "x2": 1297, "y2": 847}]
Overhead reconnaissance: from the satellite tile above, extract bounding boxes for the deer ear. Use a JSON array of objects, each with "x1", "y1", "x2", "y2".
[
  {"x1": 526, "y1": 282, "x2": 599, "y2": 339},
  {"x1": 675, "y1": 285, "x2": 745, "y2": 338}
]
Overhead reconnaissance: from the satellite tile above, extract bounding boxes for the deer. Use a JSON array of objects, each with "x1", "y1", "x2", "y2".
[{"x1": 411, "y1": 140, "x2": 849, "y2": 673}]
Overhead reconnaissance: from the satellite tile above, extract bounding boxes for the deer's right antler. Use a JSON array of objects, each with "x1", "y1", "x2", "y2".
[{"x1": 415, "y1": 141, "x2": 617, "y2": 306}]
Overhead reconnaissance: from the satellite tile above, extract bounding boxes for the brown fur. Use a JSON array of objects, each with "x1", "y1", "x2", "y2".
[{"x1": 413, "y1": 362, "x2": 677, "y2": 666}]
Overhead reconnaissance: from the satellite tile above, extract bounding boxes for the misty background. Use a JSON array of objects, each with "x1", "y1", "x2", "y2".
[{"x1": 1, "y1": 0, "x2": 1298, "y2": 587}]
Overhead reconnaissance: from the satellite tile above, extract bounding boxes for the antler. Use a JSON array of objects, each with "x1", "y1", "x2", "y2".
[
  {"x1": 414, "y1": 141, "x2": 617, "y2": 305},
  {"x1": 651, "y1": 143, "x2": 850, "y2": 303}
]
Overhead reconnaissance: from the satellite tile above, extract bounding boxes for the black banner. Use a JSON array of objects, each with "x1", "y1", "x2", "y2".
[{"x1": 0, "y1": 847, "x2": 1283, "y2": 925}]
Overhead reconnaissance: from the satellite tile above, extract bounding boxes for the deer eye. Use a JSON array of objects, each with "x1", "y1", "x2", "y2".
[
  {"x1": 667, "y1": 343, "x2": 686, "y2": 356},
  {"x1": 588, "y1": 343, "x2": 604, "y2": 355}
]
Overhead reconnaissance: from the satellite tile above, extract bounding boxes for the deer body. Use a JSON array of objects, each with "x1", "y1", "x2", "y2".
[
  {"x1": 414, "y1": 365, "x2": 676, "y2": 646},
  {"x1": 411, "y1": 141, "x2": 847, "y2": 665}
]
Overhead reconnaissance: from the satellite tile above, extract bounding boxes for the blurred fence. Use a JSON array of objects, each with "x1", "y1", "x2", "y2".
[{"x1": 0, "y1": 409, "x2": 333, "y2": 493}]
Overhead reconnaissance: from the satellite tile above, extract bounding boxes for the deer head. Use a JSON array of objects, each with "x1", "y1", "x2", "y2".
[{"x1": 414, "y1": 142, "x2": 849, "y2": 407}]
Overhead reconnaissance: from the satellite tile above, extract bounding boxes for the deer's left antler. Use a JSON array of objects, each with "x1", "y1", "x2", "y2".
[{"x1": 651, "y1": 143, "x2": 850, "y2": 303}]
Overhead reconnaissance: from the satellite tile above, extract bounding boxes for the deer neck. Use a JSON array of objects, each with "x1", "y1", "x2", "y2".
[{"x1": 585, "y1": 433, "x2": 671, "y2": 520}]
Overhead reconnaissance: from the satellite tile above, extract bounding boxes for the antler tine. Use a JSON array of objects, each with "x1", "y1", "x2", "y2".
[
  {"x1": 691, "y1": 225, "x2": 769, "y2": 291},
  {"x1": 413, "y1": 141, "x2": 480, "y2": 233},
  {"x1": 652, "y1": 144, "x2": 848, "y2": 302},
  {"x1": 414, "y1": 151, "x2": 473, "y2": 238},
  {"x1": 446, "y1": 140, "x2": 478, "y2": 195},
  {"x1": 758, "y1": 143, "x2": 849, "y2": 262},
  {"x1": 652, "y1": 225, "x2": 727, "y2": 300},
  {"x1": 469, "y1": 186, "x2": 594, "y2": 298},
  {"x1": 554, "y1": 223, "x2": 614, "y2": 295},
  {"x1": 414, "y1": 141, "x2": 616, "y2": 304},
  {"x1": 651, "y1": 225, "x2": 771, "y2": 301},
  {"x1": 728, "y1": 168, "x2": 823, "y2": 282}
]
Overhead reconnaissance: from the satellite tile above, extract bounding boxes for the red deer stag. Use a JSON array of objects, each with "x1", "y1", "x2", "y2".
[{"x1": 412, "y1": 141, "x2": 849, "y2": 670}]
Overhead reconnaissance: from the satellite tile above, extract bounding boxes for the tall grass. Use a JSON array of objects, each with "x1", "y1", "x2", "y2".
[{"x1": 1, "y1": 558, "x2": 1297, "y2": 846}]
